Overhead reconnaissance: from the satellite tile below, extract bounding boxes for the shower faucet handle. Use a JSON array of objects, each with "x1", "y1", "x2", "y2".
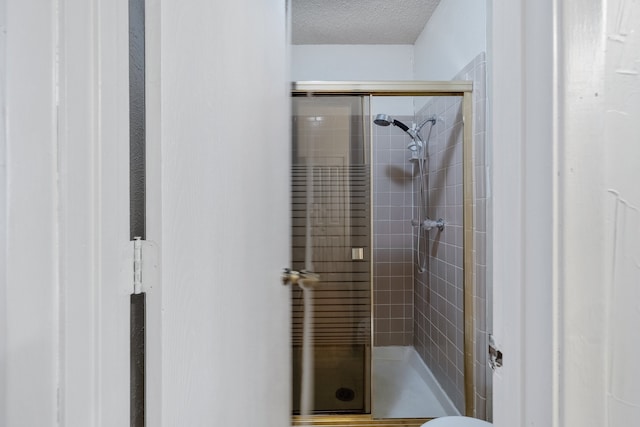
[
  {"x1": 282, "y1": 268, "x2": 320, "y2": 286},
  {"x1": 422, "y1": 218, "x2": 445, "y2": 232}
]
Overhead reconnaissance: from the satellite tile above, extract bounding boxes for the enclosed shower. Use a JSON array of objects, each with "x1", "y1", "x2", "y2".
[{"x1": 290, "y1": 82, "x2": 477, "y2": 424}]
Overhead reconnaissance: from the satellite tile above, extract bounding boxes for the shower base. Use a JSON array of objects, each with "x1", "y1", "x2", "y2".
[
  {"x1": 372, "y1": 346, "x2": 459, "y2": 419},
  {"x1": 292, "y1": 346, "x2": 459, "y2": 425},
  {"x1": 292, "y1": 344, "x2": 367, "y2": 414}
]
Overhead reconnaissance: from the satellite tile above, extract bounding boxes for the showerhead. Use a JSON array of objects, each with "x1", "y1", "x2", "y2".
[
  {"x1": 373, "y1": 114, "x2": 410, "y2": 132},
  {"x1": 373, "y1": 114, "x2": 392, "y2": 126}
]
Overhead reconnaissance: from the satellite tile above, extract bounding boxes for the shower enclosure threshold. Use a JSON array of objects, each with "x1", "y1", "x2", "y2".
[{"x1": 291, "y1": 414, "x2": 431, "y2": 427}]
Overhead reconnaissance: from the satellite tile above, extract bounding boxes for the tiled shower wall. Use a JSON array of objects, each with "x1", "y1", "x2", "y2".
[
  {"x1": 413, "y1": 95, "x2": 465, "y2": 412},
  {"x1": 412, "y1": 53, "x2": 489, "y2": 417},
  {"x1": 371, "y1": 52, "x2": 489, "y2": 419},
  {"x1": 372, "y1": 116, "x2": 414, "y2": 346}
]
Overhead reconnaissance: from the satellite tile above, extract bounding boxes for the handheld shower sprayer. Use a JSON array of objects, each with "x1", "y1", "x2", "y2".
[
  {"x1": 373, "y1": 113, "x2": 428, "y2": 152},
  {"x1": 373, "y1": 114, "x2": 439, "y2": 152},
  {"x1": 373, "y1": 114, "x2": 411, "y2": 132}
]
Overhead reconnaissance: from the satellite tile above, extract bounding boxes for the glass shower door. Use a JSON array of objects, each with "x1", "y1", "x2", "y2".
[{"x1": 291, "y1": 95, "x2": 371, "y2": 414}]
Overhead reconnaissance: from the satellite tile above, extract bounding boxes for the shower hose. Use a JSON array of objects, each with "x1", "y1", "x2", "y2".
[
  {"x1": 415, "y1": 156, "x2": 428, "y2": 273},
  {"x1": 414, "y1": 119, "x2": 435, "y2": 274}
]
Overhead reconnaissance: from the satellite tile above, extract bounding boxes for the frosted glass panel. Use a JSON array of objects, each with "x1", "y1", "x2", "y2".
[{"x1": 291, "y1": 96, "x2": 371, "y2": 414}]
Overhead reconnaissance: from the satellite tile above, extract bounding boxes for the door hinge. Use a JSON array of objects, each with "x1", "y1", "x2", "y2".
[
  {"x1": 133, "y1": 237, "x2": 143, "y2": 294},
  {"x1": 131, "y1": 237, "x2": 158, "y2": 295},
  {"x1": 488, "y1": 334, "x2": 503, "y2": 370}
]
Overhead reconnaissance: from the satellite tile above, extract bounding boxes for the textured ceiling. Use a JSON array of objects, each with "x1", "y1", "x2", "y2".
[{"x1": 291, "y1": 0, "x2": 441, "y2": 45}]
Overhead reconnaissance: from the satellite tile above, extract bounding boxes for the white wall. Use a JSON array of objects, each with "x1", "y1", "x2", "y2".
[
  {"x1": 413, "y1": 0, "x2": 487, "y2": 80},
  {"x1": 292, "y1": 45, "x2": 415, "y2": 115},
  {"x1": 291, "y1": 44, "x2": 413, "y2": 81},
  {"x1": 370, "y1": 97, "x2": 415, "y2": 118},
  {"x1": 561, "y1": 0, "x2": 640, "y2": 425},
  {"x1": 291, "y1": 0, "x2": 488, "y2": 114},
  {"x1": 492, "y1": 1, "x2": 640, "y2": 426},
  {"x1": 0, "y1": 0, "x2": 7, "y2": 419}
]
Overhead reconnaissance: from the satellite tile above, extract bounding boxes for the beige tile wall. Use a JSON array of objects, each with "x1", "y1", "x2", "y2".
[
  {"x1": 411, "y1": 52, "x2": 489, "y2": 418},
  {"x1": 370, "y1": 52, "x2": 489, "y2": 420},
  {"x1": 414, "y1": 95, "x2": 466, "y2": 413},
  {"x1": 372, "y1": 116, "x2": 415, "y2": 346}
]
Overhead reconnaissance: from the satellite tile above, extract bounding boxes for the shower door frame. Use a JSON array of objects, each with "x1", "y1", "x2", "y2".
[{"x1": 291, "y1": 81, "x2": 476, "y2": 424}]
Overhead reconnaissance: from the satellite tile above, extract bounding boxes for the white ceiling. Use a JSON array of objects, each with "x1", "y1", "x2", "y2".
[{"x1": 291, "y1": 0, "x2": 441, "y2": 45}]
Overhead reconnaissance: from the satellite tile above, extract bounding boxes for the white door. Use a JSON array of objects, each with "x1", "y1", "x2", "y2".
[
  {"x1": 144, "y1": 0, "x2": 292, "y2": 425},
  {"x1": 2, "y1": 0, "x2": 291, "y2": 426}
]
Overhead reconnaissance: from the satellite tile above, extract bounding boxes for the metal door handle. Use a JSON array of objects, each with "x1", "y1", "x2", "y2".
[
  {"x1": 282, "y1": 268, "x2": 320, "y2": 286},
  {"x1": 351, "y1": 248, "x2": 365, "y2": 261}
]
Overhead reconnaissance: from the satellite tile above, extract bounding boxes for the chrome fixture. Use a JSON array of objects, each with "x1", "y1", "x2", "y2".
[
  {"x1": 372, "y1": 113, "x2": 393, "y2": 126},
  {"x1": 374, "y1": 113, "x2": 440, "y2": 273},
  {"x1": 373, "y1": 113, "x2": 424, "y2": 152},
  {"x1": 422, "y1": 218, "x2": 445, "y2": 232},
  {"x1": 373, "y1": 113, "x2": 437, "y2": 158}
]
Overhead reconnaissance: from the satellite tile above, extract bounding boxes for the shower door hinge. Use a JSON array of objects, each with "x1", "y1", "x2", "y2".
[
  {"x1": 132, "y1": 237, "x2": 159, "y2": 295},
  {"x1": 488, "y1": 334, "x2": 503, "y2": 370}
]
